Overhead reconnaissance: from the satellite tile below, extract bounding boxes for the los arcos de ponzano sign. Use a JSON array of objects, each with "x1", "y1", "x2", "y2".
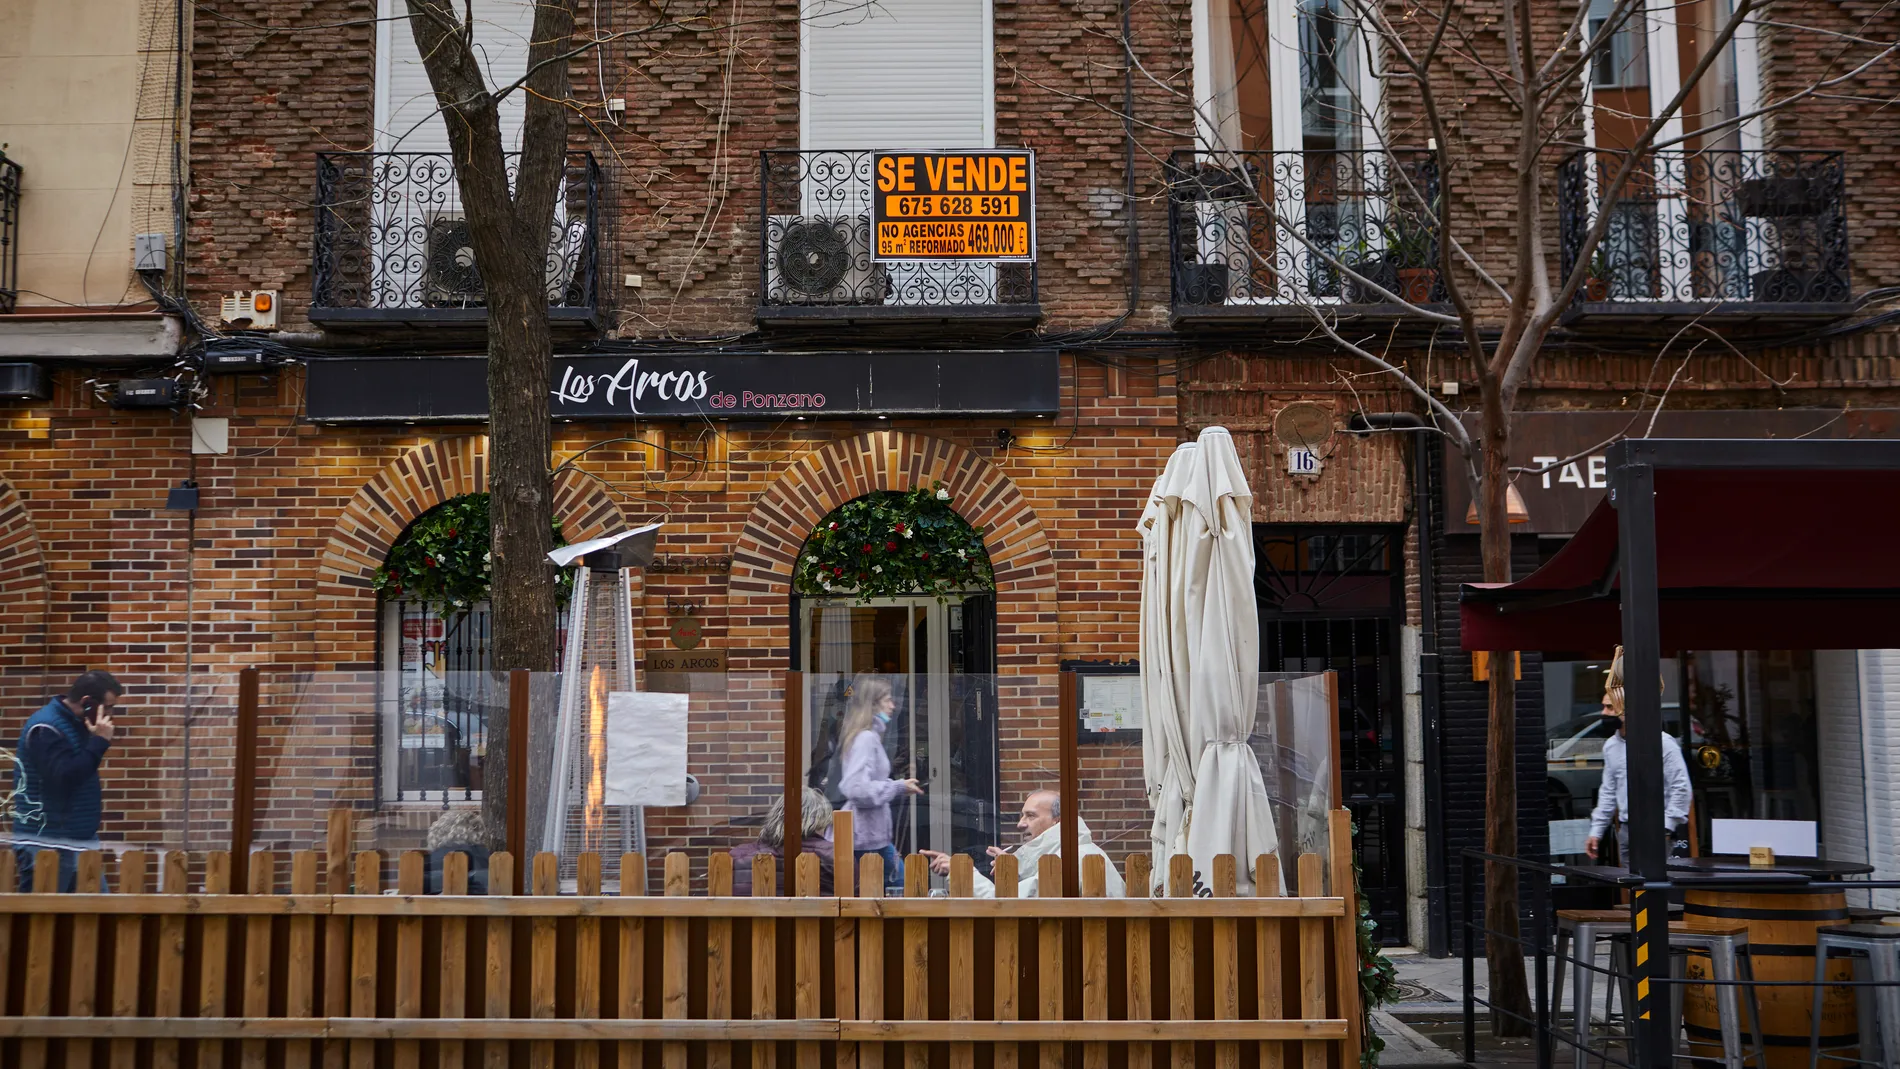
[{"x1": 304, "y1": 351, "x2": 1060, "y2": 422}]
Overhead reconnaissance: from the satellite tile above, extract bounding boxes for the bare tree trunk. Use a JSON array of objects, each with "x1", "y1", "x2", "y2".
[
  {"x1": 401, "y1": 0, "x2": 576, "y2": 846},
  {"x1": 1478, "y1": 382, "x2": 1533, "y2": 1036}
]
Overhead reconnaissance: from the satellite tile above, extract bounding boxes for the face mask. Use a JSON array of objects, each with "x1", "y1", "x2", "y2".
[{"x1": 873, "y1": 711, "x2": 890, "y2": 727}]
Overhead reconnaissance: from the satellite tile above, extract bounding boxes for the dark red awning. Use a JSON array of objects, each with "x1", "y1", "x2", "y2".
[{"x1": 1460, "y1": 467, "x2": 1900, "y2": 651}]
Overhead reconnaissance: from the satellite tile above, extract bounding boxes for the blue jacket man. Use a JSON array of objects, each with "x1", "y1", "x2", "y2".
[{"x1": 14, "y1": 670, "x2": 121, "y2": 891}]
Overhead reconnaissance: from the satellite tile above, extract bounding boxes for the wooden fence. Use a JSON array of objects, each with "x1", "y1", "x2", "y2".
[{"x1": 0, "y1": 809, "x2": 1363, "y2": 1069}]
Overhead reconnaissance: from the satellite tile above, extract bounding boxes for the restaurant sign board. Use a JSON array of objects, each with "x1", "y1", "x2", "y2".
[
  {"x1": 872, "y1": 150, "x2": 1035, "y2": 262},
  {"x1": 1442, "y1": 408, "x2": 1900, "y2": 534},
  {"x1": 305, "y1": 350, "x2": 1060, "y2": 422}
]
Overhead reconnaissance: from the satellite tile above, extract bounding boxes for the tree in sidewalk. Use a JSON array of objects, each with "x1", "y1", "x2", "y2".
[
  {"x1": 401, "y1": 0, "x2": 580, "y2": 842},
  {"x1": 1154, "y1": 0, "x2": 1899, "y2": 1034}
]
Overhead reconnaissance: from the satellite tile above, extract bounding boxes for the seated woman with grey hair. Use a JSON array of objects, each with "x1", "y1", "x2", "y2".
[
  {"x1": 423, "y1": 808, "x2": 492, "y2": 894},
  {"x1": 731, "y1": 787, "x2": 835, "y2": 895}
]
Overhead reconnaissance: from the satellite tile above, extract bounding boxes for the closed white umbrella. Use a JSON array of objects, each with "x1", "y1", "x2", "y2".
[
  {"x1": 1140, "y1": 427, "x2": 1283, "y2": 896},
  {"x1": 1139, "y1": 441, "x2": 1197, "y2": 891}
]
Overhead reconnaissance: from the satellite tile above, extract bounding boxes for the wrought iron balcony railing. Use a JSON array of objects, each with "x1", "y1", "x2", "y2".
[
  {"x1": 1558, "y1": 149, "x2": 1849, "y2": 311},
  {"x1": 0, "y1": 151, "x2": 20, "y2": 314},
  {"x1": 1167, "y1": 149, "x2": 1442, "y2": 316},
  {"x1": 312, "y1": 151, "x2": 599, "y2": 322},
  {"x1": 757, "y1": 150, "x2": 1037, "y2": 323}
]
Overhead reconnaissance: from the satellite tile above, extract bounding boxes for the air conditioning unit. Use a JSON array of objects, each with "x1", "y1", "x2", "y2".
[
  {"x1": 765, "y1": 216, "x2": 883, "y2": 304},
  {"x1": 220, "y1": 290, "x2": 280, "y2": 331},
  {"x1": 422, "y1": 214, "x2": 486, "y2": 307},
  {"x1": 0, "y1": 363, "x2": 50, "y2": 400}
]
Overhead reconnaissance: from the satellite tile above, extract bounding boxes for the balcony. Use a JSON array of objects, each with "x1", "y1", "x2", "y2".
[
  {"x1": 756, "y1": 150, "x2": 1039, "y2": 329},
  {"x1": 1167, "y1": 149, "x2": 1443, "y2": 327},
  {"x1": 311, "y1": 151, "x2": 600, "y2": 331},
  {"x1": 1, "y1": 151, "x2": 20, "y2": 314},
  {"x1": 1558, "y1": 149, "x2": 1851, "y2": 324}
]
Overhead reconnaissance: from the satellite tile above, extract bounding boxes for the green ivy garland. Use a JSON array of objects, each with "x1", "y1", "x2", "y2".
[
  {"x1": 372, "y1": 493, "x2": 571, "y2": 609},
  {"x1": 793, "y1": 482, "x2": 994, "y2": 600},
  {"x1": 1354, "y1": 820, "x2": 1402, "y2": 1067}
]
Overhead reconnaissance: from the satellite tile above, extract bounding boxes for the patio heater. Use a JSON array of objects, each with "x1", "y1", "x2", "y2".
[{"x1": 542, "y1": 525, "x2": 661, "y2": 883}]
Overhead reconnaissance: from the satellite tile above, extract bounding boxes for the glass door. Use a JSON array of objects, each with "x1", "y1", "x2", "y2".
[{"x1": 798, "y1": 596, "x2": 997, "y2": 874}]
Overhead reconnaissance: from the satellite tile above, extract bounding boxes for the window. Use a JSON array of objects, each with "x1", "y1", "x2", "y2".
[
  {"x1": 1193, "y1": 0, "x2": 1381, "y2": 154},
  {"x1": 381, "y1": 600, "x2": 497, "y2": 802},
  {"x1": 1587, "y1": 0, "x2": 1649, "y2": 89},
  {"x1": 800, "y1": 0, "x2": 993, "y2": 149},
  {"x1": 374, "y1": 0, "x2": 537, "y2": 153}
]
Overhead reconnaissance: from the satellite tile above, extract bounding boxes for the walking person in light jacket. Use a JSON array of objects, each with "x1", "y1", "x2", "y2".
[
  {"x1": 1584, "y1": 647, "x2": 1693, "y2": 861},
  {"x1": 835, "y1": 676, "x2": 922, "y2": 892}
]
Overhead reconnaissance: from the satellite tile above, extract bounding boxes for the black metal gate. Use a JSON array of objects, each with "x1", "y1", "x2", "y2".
[{"x1": 1254, "y1": 525, "x2": 1407, "y2": 944}]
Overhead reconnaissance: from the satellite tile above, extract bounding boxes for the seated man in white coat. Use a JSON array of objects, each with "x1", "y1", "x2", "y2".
[{"x1": 922, "y1": 789, "x2": 1126, "y2": 898}]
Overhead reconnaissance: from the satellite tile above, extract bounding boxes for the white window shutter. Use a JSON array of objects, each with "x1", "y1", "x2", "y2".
[
  {"x1": 376, "y1": 0, "x2": 538, "y2": 154},
  {"x1": 802, "y1": 0, "x2": 993, "y2": 149}
]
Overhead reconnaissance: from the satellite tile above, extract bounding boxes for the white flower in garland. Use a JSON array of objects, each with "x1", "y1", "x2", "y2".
[
  {"x1": 873, "y1": 565, "x2": 883, "y2": 574},
  {"x1": 902, "y1": 527, "x2": 914, "y2": 539},
  {"x1": 935, "y1": 488, "x2": 951, "y2": 501},
  {"x1": 956, "y1": 548, "x2": 968, "y2": 559}
]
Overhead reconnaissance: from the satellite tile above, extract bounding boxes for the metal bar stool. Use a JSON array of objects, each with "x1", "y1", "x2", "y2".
[
  {"x1": 1669, "y1": 921, "x2": 1768, "y2": 1069},
  {"x1": 1809, "y1": 924, "x2": 1900, "y2": 1069},
  {"x1": 1555, "y1": 909, "x2": 1638, "y2": 1069}
]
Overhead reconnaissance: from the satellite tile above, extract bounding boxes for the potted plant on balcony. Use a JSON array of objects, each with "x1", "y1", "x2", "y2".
[
  {"x1": 1388, "y1": 219, "x2": 1439, "y2": 304},
  {"x1": 1584, "y1": 250, "x2": 1611, "y2": 301}
]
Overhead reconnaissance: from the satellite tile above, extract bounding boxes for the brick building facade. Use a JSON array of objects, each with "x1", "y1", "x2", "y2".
[{"x1": 5, "y1": 0, "x2": 1900, "y2": 946}]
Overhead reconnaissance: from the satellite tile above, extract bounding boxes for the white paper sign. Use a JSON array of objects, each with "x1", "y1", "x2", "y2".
[
  {"x1": 1711, "y1": 818, "x2": 1818, "y2": 858},
  {"x1": 605, "y1": 691, "x2": 690, "y2": 806},
  {"x1": 1080, "y1": 675, "x2": 1144, "y2": 733},
  {"x1": 1548, "y1": 818, "x2": 1592, "y2": 858}
]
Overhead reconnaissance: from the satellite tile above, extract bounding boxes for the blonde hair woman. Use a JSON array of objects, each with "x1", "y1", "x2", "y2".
[{"x1": 835, "y1": 675, "x2": 922, "y2": 890}]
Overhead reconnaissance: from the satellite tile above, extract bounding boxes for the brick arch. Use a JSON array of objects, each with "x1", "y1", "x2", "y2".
[
  {"x1": 729, "y1": 430, "x2": 1057, "y2": 669},
  {"x1": 313, "y1": 436, "x2": 629, "y2": 664},
  {"x1": 0, "y1": 476, "x2": 50, "y2": 674}
]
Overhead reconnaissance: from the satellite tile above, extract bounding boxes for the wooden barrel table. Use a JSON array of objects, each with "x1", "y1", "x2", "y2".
[{"x1": 1683, "y1": 886, "x2": 1856, "y2": 1068}]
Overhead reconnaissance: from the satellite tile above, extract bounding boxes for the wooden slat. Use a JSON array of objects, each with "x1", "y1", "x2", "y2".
[
  {"x1": 856, "y1": 854, "x2": 885, "y2": 1069},
  {"x1": 350, "y1": 851, "x2": 381, "y2": 1069},
  {"x1": 949, "y1": 855, "x2": 976, "y2": 1069},
  {"x1": 993, "y1": 854, "x2": 1020, "y2": 1069},
  {"x1": 619, "y1": 852, "x2": 646, "y2": 1069},
  {"x1": 751, "y1": 853, "x2": 778, "y2": 1069},
  {"x1": 0, "y1": 850, "x2": 14, "y2": 1026},
  {"x1": 0, "y1": 1016, "x2": 1352, "y2": 1044},
  {"x1": 796, "y1": 853, "x2": 823, "y2": 1069},
  {"x1": 288, "y1": 851, "x2": 322, "y2": 1069},
  {"x1": 707, "y1": 853, "x2": 733, "y2": 1069},
  {"x1": 1211, "y1": 856, "x2": 1239, "y2": 1069},
  {"x1": 831, "y1": 812, "x2": 857, "y2": 1069},
  {"x1": 1296, "y1": 855, "x2": 1326, "y2": 1069},
  {"x1": 531, "y1": 853, "x2": 560, "y2": 1069},
  {"x1": 1167, "y1": 855, "x2": 1193, "y2": 1069},
  {"x1": 1037, "y1": 854, "x2": 1063, "y2": 1069},
  {"x1": 662, "y1": 853, "x2": 689, "y2": 1069},
  {"x1": 153, "y1": 851, "x2": 190, "y2": 1069},
  {"x1": 903, "y1": 856, "x2": 929, "y2": 1069},
  {"x1": 242, "y1": 852, "x2": 279, "y2": 1069},
  {"x1": 109, "y1": 851, "x2": 149, "y2": 1069},
  {"x1": 395, "y1": 852, "x2": 425, "y2": 1069},
  {"x1": 577, "y1": 853, "x2": 605, "y2": 1069},
  {"x1": 484, "y1": 852, "x2": 517, "y2": 1069},
  {"x1": 1327, "y1": 811, "x2": 1364, "y2": 1069},
  {"x1": 67, "y1": 850, "x2": 105, "y2": 1069},
  {"x1": 439, "y1": 852, "x2": 470, "y2": 1069},
  {"x1": 833, "y1": 899, "x2": 1342, "y2": 919},
  {"x1": 324, "y1": 809, "x2": 353, "y2": 1069},
  {"x1": 1254, "y1": 855, "x2": 1283, "y2": 1069},
  {"x1": 202, "y1": 851, "x2": 235, "y2": 1069},
  {"x1": 1123, "y1": 855, "x2": 1152, "y2": 1069},
  {"x1": 1081, "y1": 855, "x2": 1109, "y2": 1069}
]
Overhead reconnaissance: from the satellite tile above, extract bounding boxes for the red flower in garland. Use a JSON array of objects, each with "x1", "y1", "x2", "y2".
[
  {"x1": 921, "y1": 552, "x2": 930, "y2": 560},
  {"x1": 833, "y1": 566, "x2": 844, "y2": 576},
  {"x1": 885, "y1": 540, "x2": 897, "y2": 551},
  {"x1": 424, "y1": 555, "x2": 437, "y2": 567},
  {"x1": 862, "y1": 543, "x2": 874, "y2": 554}
]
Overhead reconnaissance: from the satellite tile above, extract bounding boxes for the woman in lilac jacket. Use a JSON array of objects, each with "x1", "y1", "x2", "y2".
[{"x1": 835, "y1": 675, "x2": 922, "y2": 891}]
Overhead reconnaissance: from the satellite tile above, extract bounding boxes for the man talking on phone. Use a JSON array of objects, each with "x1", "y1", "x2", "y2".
[{"x1": 14, "y1": 670, "x2": 122, "y2": 890}]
